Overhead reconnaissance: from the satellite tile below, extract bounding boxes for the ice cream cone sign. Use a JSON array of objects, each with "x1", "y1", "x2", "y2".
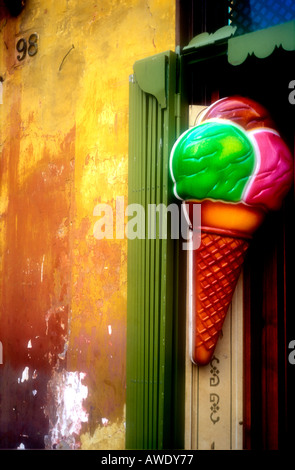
[{"x1": 169, "y1": 96, "x2": 293, "y2": 366}]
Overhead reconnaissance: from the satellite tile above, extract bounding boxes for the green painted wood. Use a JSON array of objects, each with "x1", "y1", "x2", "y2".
[
  {"x1": 181, "y1": 20, "x2": 295, "y2": 67},
  {"x1": 183, "y1": 25, "x2": 236, "y2": 51},
  {"x1": 126, "y1": 51, "x2": 179, "y2": 450},
  {"x1": 133, "y1": 53, "x2": 167, "y2": 108},
  {"x1": 228, "y1": 19, "x2": 295, "y2": 65}
]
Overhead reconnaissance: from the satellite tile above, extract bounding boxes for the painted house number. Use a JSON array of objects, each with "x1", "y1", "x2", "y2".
[{"x1": 16, "y1": 33, "x2": 38, "y2": 62}]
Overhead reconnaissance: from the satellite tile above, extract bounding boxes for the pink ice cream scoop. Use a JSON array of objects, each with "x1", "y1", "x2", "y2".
[
  {"x1": 244, "y1": 129, "x2": 293, "y2": 211},
  {"x1": 199, "y1": 95, "x2": 275, "y2": 130}
]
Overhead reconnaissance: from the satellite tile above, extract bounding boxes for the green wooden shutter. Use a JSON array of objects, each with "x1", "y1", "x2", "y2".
[{"x1": 126, "y1": 50, "x2": 181, "y2": 449}]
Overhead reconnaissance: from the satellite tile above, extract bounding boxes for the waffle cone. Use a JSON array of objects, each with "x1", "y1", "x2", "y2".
[
  {"x1": 191, "y1": 230, "x2": 249, "y2": 365},
  {"x1": 186, "y1": 200, "x2": 265, "y2": 366}
]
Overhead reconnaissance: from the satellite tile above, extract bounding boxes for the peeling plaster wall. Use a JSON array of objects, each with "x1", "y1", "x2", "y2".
[{"x1": 0, "y1": 0, "x2": 175, "y2": 449}]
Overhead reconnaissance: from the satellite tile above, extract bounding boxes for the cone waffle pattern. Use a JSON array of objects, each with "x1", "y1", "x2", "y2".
[{"x1": 192, "y1": 231, "x2": 249, "y2": 364}]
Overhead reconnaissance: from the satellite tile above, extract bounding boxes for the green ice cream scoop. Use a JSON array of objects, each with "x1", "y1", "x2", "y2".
[{"x1": 170, "y1": 121, "x2": 255, "y2": 202}]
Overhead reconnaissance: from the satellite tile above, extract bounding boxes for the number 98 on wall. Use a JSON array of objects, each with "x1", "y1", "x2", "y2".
[{"x1": 15, "y1": 32, "x2": 38, "y2": 64}]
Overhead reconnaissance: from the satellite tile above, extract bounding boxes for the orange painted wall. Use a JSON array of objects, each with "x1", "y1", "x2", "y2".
[{"x1": 0, "y1": 0, "x2": 175, "y2": 449}]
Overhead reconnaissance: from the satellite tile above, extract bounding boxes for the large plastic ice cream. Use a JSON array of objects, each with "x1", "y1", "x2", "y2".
[{"x1": 170, "y1": 96, "x2": 293, "y2": 366}]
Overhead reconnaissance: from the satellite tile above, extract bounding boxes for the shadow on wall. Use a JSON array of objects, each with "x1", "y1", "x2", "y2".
[{"x1": 3, "y1": 0, "x2": 26, "y2": 17}]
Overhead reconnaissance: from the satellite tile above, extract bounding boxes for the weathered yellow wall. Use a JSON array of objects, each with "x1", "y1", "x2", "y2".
[{"x1": 0, "y1": 0, "x2": 175, "y2": 449}]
